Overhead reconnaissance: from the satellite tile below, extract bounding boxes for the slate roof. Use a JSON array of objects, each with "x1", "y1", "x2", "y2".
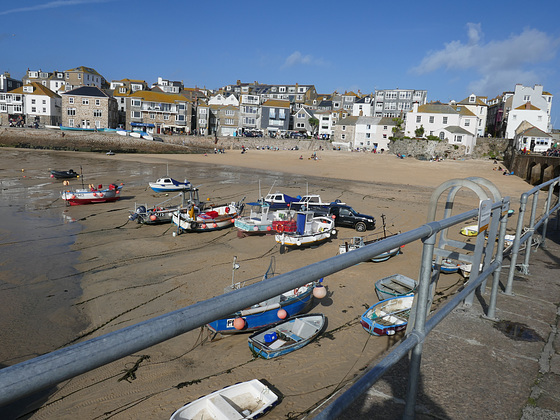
[
  {"x1": 445, "y1": 126, "x2": 472, "y2": 135},
  {"x1": 417, "y1": 102, "x2": 459, "y2": 114},
  {"x1": 519, "y1": 126, "x2": 551, "y2": 138},
  {"x1": 62, "y1": 86, "x2": 110, "y2": 98},
  {"x1": 337, "y1": 116, "x2": 359, "y2": 126}
]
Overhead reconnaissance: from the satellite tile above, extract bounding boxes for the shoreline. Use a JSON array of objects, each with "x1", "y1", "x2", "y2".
[{"x1": 0, "y1": 147, "x2": 533, "y2": 419}]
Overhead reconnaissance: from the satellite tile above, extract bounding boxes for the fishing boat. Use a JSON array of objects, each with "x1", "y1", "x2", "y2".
[
  {"x1": 61, "y1": 183, "x2": 123, "y2": 206},
  {"x1": 207, "y1": 257, "x2": 320, "y2": 334},
  {"x1": 290, "y1": 194, "x2": 345, "y2": 210},
  {"x1": 172, "y1": 196, "x2": 244, "y2": 234},
  {"x1": 60, "y1": 125, "x2": 96, "y2": 132},
  {"x1": 149, "y1": 177, "x2": 192, "y2": 192},
  {"x1": 360, "y1": 294, "x2": 414, "y2": 336},
  {"x1": 263, "y1": 192, "x2": 301, "y2": 209},
  {"x1": 235, "y1": 202, "x2": 295, "y2": 236},
  {"x1": 374, "y1": 274, "x2": 417, "y2": 300},
  {"x1": 458, "y1": 263, "x2": 483, "y2": 279},
  {"x1": 338, "y1": 214, "x2": 401, "y2": 262},
  {"x1": 50, "y1": 169, "x2": 79, "y2": 179},
  {"x1": 130, "y1": 189, "x2": 200, "y2": 225},
  {"x1": 248, "y1": 313, "x2": 325, "y2": 359},
  {"x1": 275, "y1": 210, "x2": 336, "y2": 247},
  {"x1": 169, "y1": 379, "x2": 278, "y2": 420},
  {"x1": 433, "y1": 258, "x2": 461, "y2": 274},
  {"x1": 460, "y1": 225, "x2": 479, "y2": 237}
]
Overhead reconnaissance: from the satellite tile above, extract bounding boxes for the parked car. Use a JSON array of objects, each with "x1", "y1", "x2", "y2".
[
  {"x1": 312, "y1": 203, "x2": 375, "y2": 232},
  {"x1": 290, "y1": 131, "x2": 305, "y2": 138}
]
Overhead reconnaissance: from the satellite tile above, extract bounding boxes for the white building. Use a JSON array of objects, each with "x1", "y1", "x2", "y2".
[
  {"x1": 515, "y1": 124, "x2": 552, "y2": 153},
  {"x1": 505, "y1": 84, "x2": 552, "y2": 139},
  {"x1": 405, "y1": 102, "x2": 477, "y2": 154},
  {"x1": 455, "y1": 94, "x2": 488, "y2": 137}
]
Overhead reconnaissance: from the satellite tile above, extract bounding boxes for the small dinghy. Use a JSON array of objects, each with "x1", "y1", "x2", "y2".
[
  {"x1": 169, "y1": 379, "x2": 278, "y2": 420},
  {"x1": 50, "y1": 169, "x2": 78, "y2": 179},
  {"x1": 432, "y1": 258, "x2": 461, "y2": 274},
  {"x1": 360, "y1": 295, "x2": 414, "y2": 336},
  {"x1": 460, "y1": 225, "x2": 479, "y2": 237},
  {"x1": 149, "y1": 177, "x2": 192, "y2": 193},
  {"x1": 61, "y1": 183, "x2": 123, "y2": 206},
  {"x1": 374, "y1": 274, "x2": 417, "y2": 300},
  {"x1": 248, "y1": 313, "x2": 325, "y2": 359}
]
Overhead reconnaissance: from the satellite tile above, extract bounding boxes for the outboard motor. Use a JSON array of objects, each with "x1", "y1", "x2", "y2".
[{"x1": 129, "y1": 205, "x2": 146, "y2": 222}]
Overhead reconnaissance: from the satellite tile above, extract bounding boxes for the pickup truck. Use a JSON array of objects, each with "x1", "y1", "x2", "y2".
[{"x1": 312, "y1": 203, "x2": 376, "y2": 232}]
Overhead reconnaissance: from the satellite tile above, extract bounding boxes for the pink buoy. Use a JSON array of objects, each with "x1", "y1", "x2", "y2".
[
  {"x1": 150, "y1": 215, "x2": 157, "y2": 221},
  {"x1": 266, "y1": 226, "x2": 272, "y2": 231},
  {"x1": 50, "y1": 174, "x2": 54, "y2": 178},
  {"x1": 253, "y1": 226, "x2": 259, "y2": 231},
  {"x1": 277, "y1": 309, "x2": 287, "y2": 319},
  {"x1": 213, "y1": 223, "x2": 218, "y2": 228},
  {"x1": 202, "y1": 224, "x2": 207, "y2": 229},
  {"x1": 313, "y1": 285, "x2": 327, "y2": 299},
  {"x1": 233, "y1": 317, "x2": 245, "y2": 330}
]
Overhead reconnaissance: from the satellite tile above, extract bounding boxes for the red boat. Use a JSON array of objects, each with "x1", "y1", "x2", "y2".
[{"x1": 61, "y1": 183, "x2": 123, "y2": 206}]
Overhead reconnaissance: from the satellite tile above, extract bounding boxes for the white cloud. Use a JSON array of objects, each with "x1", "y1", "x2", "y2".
[
  {"x1": 0, "y1": 0, "x2": 113, "y2": 16},
  {"x1": 282, "y1": 51, "x2": 327, "y2": 69},
  {"x1": 411, "y1": 24, "x2": 560, "y2": 95}
]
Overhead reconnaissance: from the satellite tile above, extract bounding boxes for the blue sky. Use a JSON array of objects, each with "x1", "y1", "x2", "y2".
[{"x1": 3, "y1": 0, "x2": 560, "y2": 127}]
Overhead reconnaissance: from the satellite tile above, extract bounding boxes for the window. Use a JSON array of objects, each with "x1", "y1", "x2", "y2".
[
  {"x1": 82, "y1": 98, "x2": 89, "y2": 105},
  {"x1": 443, "y1": 117, "x2": 448, "y2": 124},
  {"x1": 31, "y1": 107, "x2": 36, "y2": 113},
  {"x1": 42, "y1": 108, "x2": 46, "y2": 113},
  {"x1": 225, "y1": 109, "x2": 234, "y2": 116},
  {"x1": 31, "y1": 99, "x2": 36, "y2": 104},
  {"x1": 269, "y1": 109, "x2": 276, "y2": 119},
  {"x1": 164, "y1": 114, "x2": 169, "y2": 120},
  {"x1": 366, "y1": 133, "x2": 371, "y2": 138},
  {"x1": 383, "y1": 134, "x2": 387, "y2": 139},
  {"x1": 199, "y1": 108, "x2": 207, "y2": 114},
  {"x1": 69, "y1": 97, "x2": 74, "y2": 104},
  {"x1": 279, "y1": 109, "x2": 285, "y2": 119},
  {"x1": 464, "y1": 120, "x2": 470, "y2": 126},
  {"x1": 456, "y1": 135, "x2": 463, "y2": 142},
  {"x1": 416, "y1": 116, "x2": 421, "y2": 123},
  {"x1": 78, "y1": 74, "x2": 81, "y2": 79},
  {"x1": 68, "y1": 118, "x2": 74, "y2": 127},
  {"x1": 341, "y1": 134, "x2": 346, "y2": 140},
  {"x1": 42, "y1": 99, "x2": 46, "y2": 104},
  {"x1": 225, "y1": 118, "x2": 234, "y2": 125},
  {"x1": 342, "y1": 125, "x2": 346, "y2": 131},
  {"x1": 95, "y1": 99, "x2": 100, "y2": 106},
  {"x1": 119, "y1": 87, "x2": 126, "y2": 93},
  {"x1": 177, "y1": 114, "x2": 185, "y2": 121},
  {"x1": 93, "y1": 109, "x2": 102, "y2": 117},
  {"x1": 150, "y1": 113, "x2": 155, "y2": 119},
  {"x1": 429, "y1": 116, "x2": 434, "y2": 123},
  {"x1": 366, "y1": 124, "x2": 371, "y2": 129},
  {"x1": 67, "y1": 108, "x2": 76, "y2": 116},
  {"x1": 131, "y1": 99, "x2": 141, "y2": 107},
  {"x1": 524, "y1": 95, "x2": 530, "y2": 101},
  {"x1": 131, "y1": 111, "x2": 141, "y2": 118}
]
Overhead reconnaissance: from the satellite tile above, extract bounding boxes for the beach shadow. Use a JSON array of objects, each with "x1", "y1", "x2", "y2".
[{"x1": 337, "y1": 355, "x2": 451, "y2": 419}]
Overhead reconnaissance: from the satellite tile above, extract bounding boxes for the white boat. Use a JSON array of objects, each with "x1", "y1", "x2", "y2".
[
  {"x1": 291, "y1": 194, "x2": 345, "y2": 210},
  {"x1": 149, "y1": 177, "x2": 192, "y2": 193},
  {"x1": 142, "y1": 133, "x2": 154, "y2": 141},
  {"x1": 129, "y1": 131, "x2": 142, "y2": 138},
  {"x1": 275, "y1": 210, "x2": 336, "y2": 247},
  {"x1": 361, "y1": 295, "x2": 414, "y2": 336},
  {"x1": 169, "y1": 379, "x2": 278, "y2": 420},
  {"x1": 172, "y1": 198, "x2": 244, "y2": 234},
  {"x1": 116, "y1": 129, "x2": 129, "y2": 136},
  {"x1": 459, "y1": 263, "x2": 483, "y2": 279}
]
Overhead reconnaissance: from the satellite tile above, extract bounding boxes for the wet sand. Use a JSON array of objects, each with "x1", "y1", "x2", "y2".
[{"x1": 0, "y1": 148, "x2": 532, "y2": 419}]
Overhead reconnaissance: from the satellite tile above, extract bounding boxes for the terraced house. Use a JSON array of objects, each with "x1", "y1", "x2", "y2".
[
  {"x1": 61, "y1": 86, "x2": 118, "y2": 129},
  {"x1": 126, "y1": 90, "x2": 192, "y2": 135}
]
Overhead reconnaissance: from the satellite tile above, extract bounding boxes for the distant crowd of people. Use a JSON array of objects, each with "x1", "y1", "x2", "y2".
[{"x1": 542, "y1": 147, "x2": 560, "y2": 157}]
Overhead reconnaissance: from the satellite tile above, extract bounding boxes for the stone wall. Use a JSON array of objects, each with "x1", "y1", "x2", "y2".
[{"x1": 388, "y1": 137, "x2": 510, "y2": 160}]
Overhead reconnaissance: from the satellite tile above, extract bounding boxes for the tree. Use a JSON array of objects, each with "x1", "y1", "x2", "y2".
[
  {"x1": 308, "y1": 117, "x2": 319, "y2": 136},
  {"x1": 391, "y1": 117, "x2": 404, "y2": 139},
  {"x1": 415, "y1": 125, "x2": 425, "y2": 138}
]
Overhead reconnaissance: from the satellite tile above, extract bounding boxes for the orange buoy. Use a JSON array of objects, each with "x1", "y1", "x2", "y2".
[
  {"x1": 233, "y1": 317, "x2": 245, "y2": 330},
  {"x1": 277, "y1": 309, "x2": 287, "y2": 319}
]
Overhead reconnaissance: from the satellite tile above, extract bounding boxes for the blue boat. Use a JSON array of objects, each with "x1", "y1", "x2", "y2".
[
  {"x1": 432, "y1": 258, "x2": 460, "y2": 274},
  {"x1": 248, "y1": 313, "x2": 325, "y2": 359},
  {"x1": 360, "y1": 295, "x2": 414, "y2": 336},
  {"x1": 207, "y1": 257, "x2": 318, "y2": 334}
]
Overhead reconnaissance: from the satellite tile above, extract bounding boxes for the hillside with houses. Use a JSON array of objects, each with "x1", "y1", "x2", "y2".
[{"x1": 0, "y1": 67, "x2": 557, "y2": 155}]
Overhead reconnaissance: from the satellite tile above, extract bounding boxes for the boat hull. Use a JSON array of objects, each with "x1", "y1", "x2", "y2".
[
  {"x1": 207, "y1": 286, "x2": 314, "y2": 334},
  {"x1": 61, "y1": 184, "x2": 123, "y2": 206},
  {"x1": 50, "y1": 170, "x2": 78, "y2": 179},
  {"x1": 169, "y1": 379, "x2": 278, "y2": 420},
  {"x1": 248, "y1": 313, "x2": 325, "y2": 359},
  {"x1": 360, "y1": 295, "x2": 414, "y2": 336},
  {"x1": 375, "y1": 274, "x2": 417, "y2": 300},
  {"x1": 274, "y1": 214, "x2": 336, "y2": 247},
  {"x1": 172, "y1": 203, "x2": 241, "y2": 233}
]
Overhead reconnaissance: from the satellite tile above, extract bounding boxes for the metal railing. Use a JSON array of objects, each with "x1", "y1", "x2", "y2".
[{"x1": 0, "y1": 176, "x2": 558, "y2": 418}]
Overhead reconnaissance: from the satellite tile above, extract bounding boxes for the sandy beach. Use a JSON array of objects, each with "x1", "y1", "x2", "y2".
[{"x1": 0, "y1": 147, "x2": 533, "y2": 419}]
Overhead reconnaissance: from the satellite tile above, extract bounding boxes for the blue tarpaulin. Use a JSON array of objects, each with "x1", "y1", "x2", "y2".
[{"x1": 130, "y1": 122, "x2": 155, "y2": 127}]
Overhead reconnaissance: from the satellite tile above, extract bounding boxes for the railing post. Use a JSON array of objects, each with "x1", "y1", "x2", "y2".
[
  {"x1": 522, "y1": 191, "x2": 539, "y2": 271},
  {"x1": 505, "y1": 193, "x2": 528, "y2": 295},
  {"x1": 486, "y1": 200, "x2": 509, "y2": 319},
  {"x1": 403, "y1": 230, "x2": 437, "y2": 419},
  {"x1": 540, "y1": 180, "x2": 557, "y2": 249}
]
